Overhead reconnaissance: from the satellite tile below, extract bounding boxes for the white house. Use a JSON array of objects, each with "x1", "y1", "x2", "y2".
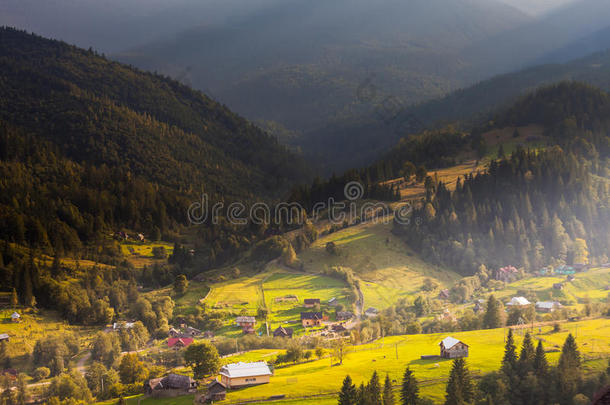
[
  {"x1": 506, "y1": 297, "x2": 531, "y2": 307},
  {"x1": 535, "y1": 301, "x2": 563, "y2": 313},
  {"x1": 219, "y1": 362, "x2": 272, "y2": 388}
]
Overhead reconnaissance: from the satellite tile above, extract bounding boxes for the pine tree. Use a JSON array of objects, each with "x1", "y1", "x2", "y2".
[
  {"x1": 339, "y1": 375, "x2": 357, "y2": 405},
  {"x1": 533, "y1": 340, "x2": 548, "y2": 377},
  {"x1": 400, "y1": 367, "x2": 419, "y2": 405},
  {"x1": 356, "y1": 383, "x2": 367, "y2": 405},
  {"x1": 383, "y1": 374, "x2": 395, "y2": 405},
  {"x1": 483, "y1": 295, "x2": 502, "y2": 329},
  {"x1": 368, "y1": 371, "x2": 382, "y2": 405},
  {"x1": 10, "y1": 288, "x2": 18, "y2": 308},
  {"x1": 556, "y1": 333, "x2": 582, "y2": 403},
  {"x1": 444, "y1": 358, "x2": 474, "y2": 405},
  {"x1": 518, "y1": 332, "x2": 535, "y2": 374},
  {"x1": 501, "y1": 329, "x2": 517, "y2": 376}
]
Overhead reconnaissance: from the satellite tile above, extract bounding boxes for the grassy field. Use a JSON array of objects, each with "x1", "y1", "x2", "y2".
[
  {"x1": 263, "y1": 271, "x2": 351, "y2": 332},
  {"x1": 0, "y1": 308, "x2": 92, "y2": 371},
  {"x1": 199, "y1": 268, "x2": 353, "y2": 337},
  {"x1": 120, "y1": 241, "x2": 174, "y2": 268},
  {"x1": 217, "y1": 318, "x2": 610, "y2": 404},
  {"x1": 490, "y1": 267, "x2": 610, "y2": 305},
  {"x1": 299, "y1": 222, "x2": 460, "y2": 310}
]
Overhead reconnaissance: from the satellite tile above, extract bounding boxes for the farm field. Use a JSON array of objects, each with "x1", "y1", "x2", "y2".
[
  {"x1": 0, "y1": 309, "x2": 92, "y2": 371},
  {"x1": 200, "y1": 269, "x2": 353, "y2": 337},
  {"x1": 218, "y1": 318, "x2": 610, "y2": 404},
  {"x1": 120, "y1": 241, "x2": 175, "y2": 268},
  {"x1": 263, "y1": 271, "x2": 351, "y2": 332},
  {"x1": 298, "y1": 221, "x2": 460, "y2": 310}
]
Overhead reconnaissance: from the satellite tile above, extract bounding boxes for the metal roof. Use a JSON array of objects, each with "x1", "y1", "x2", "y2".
[
  {"x1": 219, "y1": 362, "x2": 272, "y2": 378},
  {"x1": 507, "y1": 297, "x2": 531, "y2": 306},
  {"x1": 440, "y1": 336, "x2": 463, "y2": 349}
]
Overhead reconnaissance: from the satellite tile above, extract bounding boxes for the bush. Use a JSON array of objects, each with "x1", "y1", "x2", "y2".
[{"x1": 32, "y1": 366, "x2": 50, "y2": 381}]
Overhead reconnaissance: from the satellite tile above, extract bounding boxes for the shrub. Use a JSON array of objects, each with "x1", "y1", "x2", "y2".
[{"x1": 32, "y1": 367, "x2": 50, "y2": 381}]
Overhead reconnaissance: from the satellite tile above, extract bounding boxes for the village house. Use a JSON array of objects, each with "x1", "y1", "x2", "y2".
[
  {"x1": 10, "y1": 312, "x2": 20, "y2": 323},
  {"x1": 553, "y1": 283, "x2": 564, "y2": 290},
  {"x1": 167, "y1": 337, "x2": 194, "y2": 349},
  {"x1": 301, "y1": 312, "x2": 323, "y2": 327},
  {"x1": 0, "y1": 334, "x2": 9, "y2": 342},
  {"x1": 219, "y1": 362, "x2": 272, "y2": 389},
  {"x1": 535, "y1": 301, "x2": 563, "y2": 313},
  {"x1": 438, "y1": 289, "x2": 450, "y2": 300},
  {"x1": 567, "y1": 274, "x2": 575, "y2": 282},
  {"x1": 145, "y1": 373, "x2": 197, "y2": 397},
  {"x1": 113, "y1": 321, "x2": 135, "y2": 330},
  {"x1": 555, "y1": 265, "x2": 575, "y2": 275},
  {"x1": 331, "y1": 324, "x2": 347, "y2": 333},
  {"x1": 364, "y1": 307, "x2": 379, "y2": 318},
  {"x1": 495, "y1": 266, "x2": 519, "y2": 282},
  {"x1": 273, "y1": 326, "x2": 293, "y2": 338},
  {"x1": 336, "y1": 311, "x2": 353, "y2": 321},
  {"x1": 328, "y1": 297, "x2": 337, "y2": 306},
  {"x1": 235, "y1": 316, "x2": 256, "y2": 332},
  {"x1": 202, "y1": 380, "x2": 226, "y2": 402},
  {"x1": 473, "y1": 299, "x2": 485, "y2": 314},
  {"x1": 440, "y1": 337, "x2": 469, "y2": 358},
  {"x1": 304, "y1": 299, "x2": 321, "y2": 308},
  {"x1": 506, "y1": 296, "x2": 531, "y2": 307}
]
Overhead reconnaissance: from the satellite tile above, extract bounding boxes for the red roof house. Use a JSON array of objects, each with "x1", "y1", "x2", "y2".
[{"x1": 168, "y1": 337, "x2": 194, "y2": 348}]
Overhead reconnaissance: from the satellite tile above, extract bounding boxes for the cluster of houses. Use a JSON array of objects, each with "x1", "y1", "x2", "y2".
[
  {"x1": 506, "y1": 296, "x2": 564, "y2": 313},
  {"x1": 235, "y1": 297, "x2": 353, "y2": 337},
  {"x1": 147, "y1": 361, "x2": 273, "y2": 402},
  {"x1": 166, "y1": 325, "x2": 213, "y2": 349},
  {"x1": 536, "y1": 264, "x2": 589, "y2": 276},
  {"x1": 113, "y1": 231, "x2": 145, "y2": 241}
]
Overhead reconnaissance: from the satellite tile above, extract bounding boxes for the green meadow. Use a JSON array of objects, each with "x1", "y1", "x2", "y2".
[
  {"x1": 220, "y1": 318, "x2": 610, "y2": 404},
  {"x1": 297, "y1": 222, "x2": 460, "y2": 310},
  {"x1": 101, "y1": 318, "x2": 610, "y2": 405}
]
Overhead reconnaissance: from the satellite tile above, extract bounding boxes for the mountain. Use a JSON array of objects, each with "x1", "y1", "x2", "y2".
[
  {"x1": 463, "y1": 0, "x2": 610, "y2": 77},
  {"x1": 402, "y1": 50, "x2": 610, "y2": 130},
  {"x1": 113, "y1": 0, "x2": 530, "y2": 169},
  {"x1": 538, "y1": 25, "x2": 610, "y2": 64},
  {"x1": 0, "y1": 0, "x2": 282, "y2": 53},
  {"x1": 393, "y1": 83, "x2": 610, "y2": 274},
  {"x1": 0, "y1": 27, "x2": 307, "y2": 256}
]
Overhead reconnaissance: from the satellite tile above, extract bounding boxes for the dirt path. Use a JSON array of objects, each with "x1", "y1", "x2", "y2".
[{"x1": 76, "y1": 351, "x2": 91, "y2": 375}]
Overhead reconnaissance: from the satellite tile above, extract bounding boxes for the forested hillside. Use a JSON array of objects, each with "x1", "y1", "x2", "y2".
[
  {"x1": 0, "y1": 27, "x2": 308, "y2": 258},
  {"x1": 394, "y1": 83, "x2": 610, "y2": 275},
  {"x1": 403, "y1": 50, "x2": 610, "y2": 129}
]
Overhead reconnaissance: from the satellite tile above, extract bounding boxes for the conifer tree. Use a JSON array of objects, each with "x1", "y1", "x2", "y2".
[
  {"x1": 444, "y1": 358, "x2": 474, "y2": 405},
  {"x1": 368, "y1": 371, "x2": 382, "y2": 405},
  {"x1": 483, "y1": 295, "x2": 502, "y2": 329},
  {"x1": 339, "y1": 375, "x2": 357, "y2": 405},
  {"x1": 383, "y1": 374, "x2": 395, "y2": 405},
  {"x1": 556, "y1": 334, "x2": 582, "y2": 402},
  {"x1": 518, "y1": 332, "x2": 535, "y2": 374},
  {"x1": 533, "y1": 340, "x2": 548, "y2": 378},
  {"x1": 400, "y1": 367, "x2": 419, "y2": 405},
  {"x1": 10, "y1": 288, "x2": 18, "y2": 308},
  {"x1": 501, "y1": 329, "x2": 517, "y2": 376}
]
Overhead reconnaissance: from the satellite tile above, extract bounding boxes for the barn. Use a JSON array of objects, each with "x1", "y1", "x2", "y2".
[{"x1": 440, "y1": 337, "x2": 469, "y2": 358}]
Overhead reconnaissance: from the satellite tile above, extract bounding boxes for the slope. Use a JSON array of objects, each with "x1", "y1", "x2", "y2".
[{"x1": 0, "y1": 27, "x2": 308, "y2": 255}]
